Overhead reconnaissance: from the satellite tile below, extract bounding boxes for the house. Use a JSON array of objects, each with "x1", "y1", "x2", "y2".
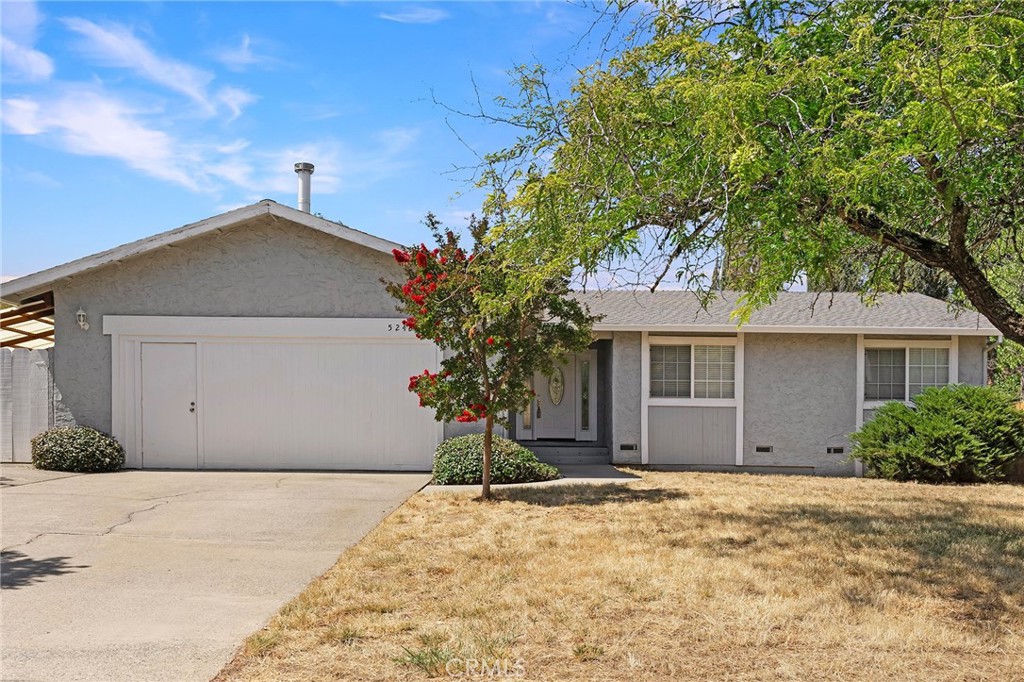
[
  {"x1": 558, "y1": 290, "x2": 997, "y2": 475},
  {"x1": 1, "y1": 185, "x2": 999, "y2": 475}
]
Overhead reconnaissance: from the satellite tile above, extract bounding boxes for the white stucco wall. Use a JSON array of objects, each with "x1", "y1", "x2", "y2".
[
  {"x1": 53, "y1": 215, "x2": 404, "y2": 434},
  {"x1": 742, "y1": 333, "x2": 859, "y2": 474}
]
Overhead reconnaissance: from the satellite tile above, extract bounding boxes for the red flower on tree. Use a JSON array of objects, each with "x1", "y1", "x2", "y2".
[{"x1": 384, "y1": 213, "x2": 594, "y2": 500}]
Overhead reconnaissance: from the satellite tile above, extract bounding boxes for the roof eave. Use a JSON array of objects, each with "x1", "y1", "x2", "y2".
[{"x1": 591, "y1": 323, "x2": 999, "y2": 336}]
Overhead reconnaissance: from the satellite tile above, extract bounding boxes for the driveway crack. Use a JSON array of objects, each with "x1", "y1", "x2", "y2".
[
  {"x1": 2, "y1": 498, "x2": 170, "y2": 553},
  {"x1": 99, "y1": 501, "x2": 166, "y2": 536}
]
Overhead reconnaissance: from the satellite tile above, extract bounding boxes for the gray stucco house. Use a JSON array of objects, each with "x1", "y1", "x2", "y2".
[{"x1": 1, "y1": 199, "x2": 999, "y2": 475}]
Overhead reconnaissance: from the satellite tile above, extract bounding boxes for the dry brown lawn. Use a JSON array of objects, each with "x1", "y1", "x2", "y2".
[{"x1": 216, "y1": 471, "x2": 1024, "y2": 682}]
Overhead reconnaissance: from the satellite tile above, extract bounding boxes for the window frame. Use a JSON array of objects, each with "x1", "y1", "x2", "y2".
[
  {"x1": 862, "y1": 339, "x2": 955, "y2": 409},
  {"x1": 647, "y1": 336, "x2": 738, "y2": 407}
]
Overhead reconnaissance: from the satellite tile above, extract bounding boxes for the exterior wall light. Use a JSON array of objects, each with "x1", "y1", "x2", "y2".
[{"x1": 76, "y1": 308, "x2": 90, "y2": 331}]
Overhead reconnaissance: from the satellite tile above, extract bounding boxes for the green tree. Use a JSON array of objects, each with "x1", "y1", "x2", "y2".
[
  {"x1": 991, "y1": 341, "x2": 1024, "y2": 400},
  {"x1": 484, "y1": 0, "x2": 1024, "y2": 343},
  {"x1": 385, "y1": 215, "x2": 593, "y2": 500},
  {"x1": 987, "y1": 261, "x2": 1024, "y2": 398}
]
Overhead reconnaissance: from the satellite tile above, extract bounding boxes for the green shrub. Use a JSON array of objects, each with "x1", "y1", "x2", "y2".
[
  {"x1": 31, "y1": 426, "x2": 125, "y2": 473},
  {"x1": 433, "y1": 434, "x2": 560, "y2": 485},
  {"x1": 851, "y1": 384, "x2": 1024, "y2": 483}
]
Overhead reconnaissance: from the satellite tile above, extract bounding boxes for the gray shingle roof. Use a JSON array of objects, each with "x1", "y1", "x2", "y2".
[{"x1": 575, "y1": 290, "x2": 998, "y2": 335}]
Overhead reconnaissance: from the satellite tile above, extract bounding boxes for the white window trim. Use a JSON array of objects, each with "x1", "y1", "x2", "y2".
[
  {"x1": 641, "y1": 331, "x2": 649, "y2": 464},
  {"x1": 641, "y1": 334, "x2": 744, "y2": 466},
  {"x1": 855, "y1": 334, "x2": 865, "y2": 477},
  {"x1": 647, "y1": 336, "x2": 739, "y2": 406},
  {"x1": 861, "y1": 338, "x2": 958, "y2": 410}
]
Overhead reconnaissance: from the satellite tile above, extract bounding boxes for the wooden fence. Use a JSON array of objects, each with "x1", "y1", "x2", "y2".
[{"x1": 1, "y1": 347, "x2": 54, "y2": 462}]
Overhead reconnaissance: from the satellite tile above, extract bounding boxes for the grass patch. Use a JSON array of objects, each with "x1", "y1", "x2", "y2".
[
  {"x1": 216, "y1": 470, "x2": 1024, "y2": 681},
  {"x1": 395, "y1": 643, "x2": 457, "y2": 678}
]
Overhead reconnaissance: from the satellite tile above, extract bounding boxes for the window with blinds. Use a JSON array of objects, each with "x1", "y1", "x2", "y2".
[
  {"x1": 909, "y1": 348, "x2": 949, "y2": 397},
  {"x1": 865, "y1": 346, "x2": 950, "y2": 401},
  {"x1": 650, "y1": 345, "x2": 691, "y2": 398},
  {"x1": 650, "y1": 344, "x2": 735, "y2": 399},
  {"x1": 693, "y1": 345, "x2": 736, "y2": 399},
  {"x1": 865, "y1": 348, "x2": 906, "y2": 400}
]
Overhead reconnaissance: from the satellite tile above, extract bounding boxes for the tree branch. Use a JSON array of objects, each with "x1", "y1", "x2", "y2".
[{"x1": 841, "y1": 207, "x2": 1024, "y2": 344}]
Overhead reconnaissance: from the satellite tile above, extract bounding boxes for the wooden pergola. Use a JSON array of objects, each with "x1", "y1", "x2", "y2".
[{"x1": 1, "y1": 292, "x2": 55, "y2": 349}]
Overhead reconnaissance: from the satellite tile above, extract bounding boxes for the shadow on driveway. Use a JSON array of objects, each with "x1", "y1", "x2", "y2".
[{"x1": 1, "y1": 550, "x2": 88, "y2": 589}]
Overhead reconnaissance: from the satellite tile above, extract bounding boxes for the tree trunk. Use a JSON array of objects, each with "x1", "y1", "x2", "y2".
[{"x1": 481, "y1": 414, "x2": 494, "y2": 500}]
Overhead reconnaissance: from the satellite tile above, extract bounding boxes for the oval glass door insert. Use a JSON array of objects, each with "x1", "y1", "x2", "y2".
[{"x1": 548, "y1": 368, "x2": 565, "y2": 406}]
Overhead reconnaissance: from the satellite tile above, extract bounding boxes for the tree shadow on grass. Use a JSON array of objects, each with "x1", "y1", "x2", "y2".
[
  {"x1": 1, "y1": 550, "x2": 87, "y2": 589},
  {"x1": 711, "y1": 498, "x2": 1024, "y2": 621},
  {"x1": 493, "y1": 483, "x2": 689, "y2": 507}
]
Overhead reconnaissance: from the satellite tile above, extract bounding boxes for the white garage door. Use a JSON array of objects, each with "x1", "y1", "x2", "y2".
[{"x1": 110, "y1": 317, "x2": 440, "y2": 471}]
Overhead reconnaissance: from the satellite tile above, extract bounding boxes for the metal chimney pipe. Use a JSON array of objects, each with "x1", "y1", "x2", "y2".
[{"x1": 294, "y1": 162, "x2": 314, "y2": 213}]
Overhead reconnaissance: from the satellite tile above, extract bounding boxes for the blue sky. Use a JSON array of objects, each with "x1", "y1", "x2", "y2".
[{"x1": 2, "y1": 0, "x2": 620, "y2": 279}]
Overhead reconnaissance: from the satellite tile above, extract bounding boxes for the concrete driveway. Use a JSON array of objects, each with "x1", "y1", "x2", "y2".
[{"x1": 0, "y1": 465, "x2": 429, "y2": 682}]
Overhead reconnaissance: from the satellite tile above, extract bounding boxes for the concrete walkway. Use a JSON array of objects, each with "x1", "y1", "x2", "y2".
[
  {"x1": 0, "y1": 464, "x2": 429, "y2": 682},
  {"x1": 421, "y1": 463, "x2": 640, "y2": 493}
]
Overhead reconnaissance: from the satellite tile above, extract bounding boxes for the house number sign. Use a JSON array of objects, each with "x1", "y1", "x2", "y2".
[{"x1": 548, "y1": 368, "x2": 565, "y2": 406}]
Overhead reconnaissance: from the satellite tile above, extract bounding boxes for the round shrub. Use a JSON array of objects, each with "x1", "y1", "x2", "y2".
[
  {"x1": 851, "y1": 384, "x2": 1024, "y2": 483},
  {"x1": 31, "y1": 426, "x2": 125, "y2": 473},
  {"x1": 433, "y1": 434, "x2": 560, "y2": 485}
]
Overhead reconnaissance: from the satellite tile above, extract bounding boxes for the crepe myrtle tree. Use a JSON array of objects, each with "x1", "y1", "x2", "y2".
[{"x1": 385, "y1": 214, "x2": 594, "y2": 500}]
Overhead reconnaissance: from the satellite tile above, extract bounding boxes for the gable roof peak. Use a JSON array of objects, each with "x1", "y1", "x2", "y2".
[{"x1": 1, "y1": 201, "x2": 401, "y2": 304}]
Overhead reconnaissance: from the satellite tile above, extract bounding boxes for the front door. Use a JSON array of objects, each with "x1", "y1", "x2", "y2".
[
  {"x1": 141, "y1": 342, "x2": 198, "y2": 469},
  {"x1": 534, "y1": 356, "x2": 577, "y2": 439}
]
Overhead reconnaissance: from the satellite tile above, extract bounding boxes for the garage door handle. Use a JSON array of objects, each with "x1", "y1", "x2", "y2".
[{"x1": 189, "y1": 402, "x2": 196, "y2": 413}]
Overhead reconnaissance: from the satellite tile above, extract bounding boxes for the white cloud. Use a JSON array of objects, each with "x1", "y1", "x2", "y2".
[
  {"x1": 3, "y1": 88, "x2": 201, "y2": 189},
  {"x1": 3, "y1": 86, "x2": 420, "y2": 197},
  {"x1": 215, "y1": 139, "x2": 251, "y2": 155},
  {"x1": 212, "y1": 34, "x2": 276, "y2": 71},
  {"x1": 246, "y1": 128, "x2": 420, "y2": 197},
  {"x1": 378, "y1": 6, "x2": 448, "y2": 24},
  {"x1": 439, "y1": 208, "x2": 475, "y2": 226},
  {"x1": 62, "y1": 17, "x2": 214, "y2": 109},
  {"x1": 59, "y1": 17, "x2": 258, "y2": 120},
  {"x1": 205, "y1": 158, "x2": 256, "y2": 188},
  {"x1": 1, "y1": 1, "x2": 55, "y2": 82},
  {"x1": 217, "y1": 86, "x2": 258, "y2": 121},
  {"x1": 1, "y1": 35, "x2": 54, "y2": 82}
]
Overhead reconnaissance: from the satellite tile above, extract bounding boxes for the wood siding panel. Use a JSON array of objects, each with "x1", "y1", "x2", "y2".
[
  {"x1": 648, "y1": 406, "x2": 736, "y2": 465},
  {"x1": 701, "y1": 407, "x2": 736, "y2": 465}
]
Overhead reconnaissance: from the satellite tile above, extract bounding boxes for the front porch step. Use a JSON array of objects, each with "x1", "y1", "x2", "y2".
[{"x1": 522, "y1": 445, "x2": 610, "y2": 465}]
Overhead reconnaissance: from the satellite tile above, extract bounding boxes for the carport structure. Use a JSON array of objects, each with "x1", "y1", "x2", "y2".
[{"x1": 1, "y1": 293, "x2": 54, "y2": 350}]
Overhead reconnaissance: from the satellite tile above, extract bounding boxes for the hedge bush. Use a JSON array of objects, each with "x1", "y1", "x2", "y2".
[
  {"x1": 31, "y1": 426, "x2": 125, "y2": 473},
  {"x1": 851, "y1": 384, "x2": 1024, "y2": 483},
  {"x1": 433, "y1": 434, "x2": 560, "y2": 485}
]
